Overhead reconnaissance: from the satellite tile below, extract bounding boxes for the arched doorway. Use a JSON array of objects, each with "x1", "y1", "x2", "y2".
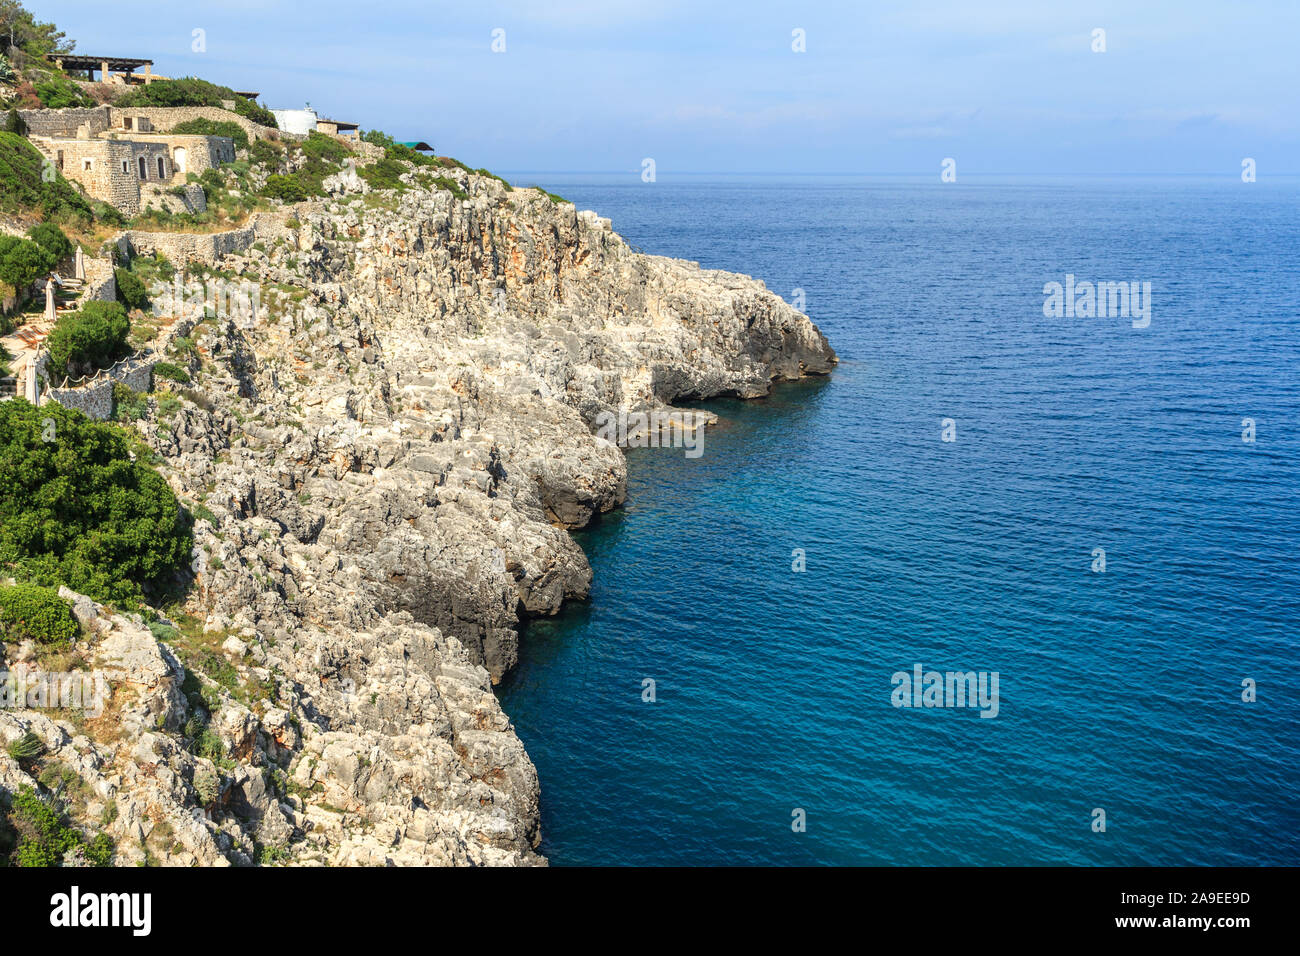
[
  {"x1": 138, "y1": 155, "x2": 147, "y2": 180},
  {"x1": 173, "y1": 147, "x2": 188, "y2": 176}
]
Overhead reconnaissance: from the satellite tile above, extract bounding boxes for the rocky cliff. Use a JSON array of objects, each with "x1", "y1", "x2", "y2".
[{"x1": 1, "y1": 165, "x2": 835, "y2": 865}]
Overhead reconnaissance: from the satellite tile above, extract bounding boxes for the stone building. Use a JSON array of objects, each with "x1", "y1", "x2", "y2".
[
  {"x1": 315, "y1": 118, "x2": 359, "y2": 141},
  {"x1": 28, "y1": 130, "x2": 235, "y2": 216},
  {"x1": 17, "y1": 104, "x2": 265, "y2": 215}
]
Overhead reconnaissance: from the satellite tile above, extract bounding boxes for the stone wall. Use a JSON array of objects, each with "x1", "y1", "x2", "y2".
[
  {"x1": 43, "y1": 354, "x2": 156, "y2": 420},
  {"x1": 81, "y1": 259, "x2": 117, "y2": 303},
  {"x1": 17, "y1": 105, "x2": 112, "y2": 138},
  {"x1": 116, "y1": 222, "x2": 258, "y2": 266},
  {"x1": 142, "y1": 182, "x2": 207, "y2": 216},
  {"x1": 46, "y1": 377, "x2": 113, "y2": 419},
  {"x1": 107, "y1": 106, "x2": 294, "y2": 143}
]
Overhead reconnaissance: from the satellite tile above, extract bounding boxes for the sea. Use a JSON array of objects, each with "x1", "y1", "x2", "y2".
[{"x1": 494, "y1": 172, "x2": 1300, "y2": 866}]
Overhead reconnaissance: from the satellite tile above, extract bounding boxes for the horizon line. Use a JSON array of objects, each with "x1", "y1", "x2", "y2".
[{"x1": 497, "y1": 169, "x2": 1300, "y2": 178}]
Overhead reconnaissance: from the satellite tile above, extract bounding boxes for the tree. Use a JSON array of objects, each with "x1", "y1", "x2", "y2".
[
  {"x1": 0, "y1": 399, "x2": 192, "y2": 604},
  {"x1": 0, "y1": 0, "x2": 73, "y2": 58},
  {"x1": 114, "y1": 267, "x2": 148, "y2": 311},
  {"x1": 43, "y1": 300, "x2": 130, "y2": 382},
  {"x1": 25, "y1": 220, "x2": 70, "y2": 261},
  {"x1": 3, "y1": 106, "x2": 25, "y2": 135},
  {"x1": 0, "y1": 233, "x2": 53, "y2": 291}
]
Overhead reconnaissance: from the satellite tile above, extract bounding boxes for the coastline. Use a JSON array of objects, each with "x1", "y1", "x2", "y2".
[{"x1": 0, "y1": 167, "x2": 837, "y2": 866}]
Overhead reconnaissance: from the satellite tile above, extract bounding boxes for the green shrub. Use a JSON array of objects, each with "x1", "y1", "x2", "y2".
[
  {"x1": 33, "y1": 74, "x2": 94, "y2": 110},
  {"x1": 0, "y1": 399, "x2": 193, "y2": 604},
  {"x1": 0, "y1": 583, "x2": 78, "y2": 645},
  {"x1": 4, "y1": 107, "x2": 27, "y2": 136},
  {"x1": 5, "y1": 731, "x2": 46, "y2": 764},
  {"x1": 114, "y1": 267, "x2": 149, "y2": 311},
  {"x1": 249, "y1": 138, "x2": 284, "y2": 172},
  {"x1": 193, "y1": 766, "x2": 220, "y2": 806},
  {"x1": 43, "y1": 301, "x2": 130, "y2": 383},
  {"x1": 261, "y1": 173, "x2": 310, "y2": 203},
  {"x1": 301, "y1": 131, "x2": 349, "y2": 165},
  {"x1": 153, "y1": 361, "x2": 190, "y2": 384},
  {"x1": 25, "y1": 221, "x2": 71, "y2": 262},
  {"x1": 0, "y1": 131, "x2": 94, "y2": 220},
  {"x1": 170, "y1": 118, "x2": 250, "y2": 152},
  {"x1": 432, "y1": 177, "x2": 468, "y2": 201},
  {"x1": 90, "y1": 201, "x2": 124, "y2": 226},
  {"x1": 0, "y1": 234, "x2": 54, "y2": 292},
  {"x1": 192, "y1": 727, "x2": 225, "y2": 761},
  {"x1": 156, "y1": 394, "x2": 181, "y2": 419},
  {"x1": 358, "y1": 157, "x2": 410, "y2": 193},
  {"x1": 0, "y1": 787, "x2": 114, "y2": 867},
  {"x1": 115, "y1": 78, "x2": 277, "y2": 128},
  {"x1": 111, "y1": 381, "x2": 146, "y2": 422}
]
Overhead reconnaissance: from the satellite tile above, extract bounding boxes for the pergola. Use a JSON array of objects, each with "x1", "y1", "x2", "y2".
[{"x1": 53, "y1": 55, "x2": 154, "y2": 83}]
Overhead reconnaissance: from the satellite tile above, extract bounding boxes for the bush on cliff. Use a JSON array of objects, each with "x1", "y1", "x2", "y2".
[
  {"x1": 0, "y1": 582, "x2": 78, "y2": 645},
  {"x1": 169, "y1": 117, "x2": 249, "y2": 152},
  {"x1": 115, "y1": 78, "x2": 278, "y2": 129},
  {"x1": 42, "y1": 301, "x2": 131, "y2": 383},
  {"x1": 0, "y1": 787, "x2": 114, "y2": 867},
  {"x1": 358, "y1": 157, "x2": 410, "y2": 193},
  {"x1": 114, "y1": 266, "x2": 149, "y2": 311},
  {"x1": 261, "y1": 173, "x2": 311, "y2": 203},
  {"x1": 32, "y1": 73, "x2": 93, "y2": 110},
  {"x1": 0, "y1": 131, "x2": 93, "y2": 220},
  {"x1": 0, "y1": 234, "x2": 54, "y2": 293},
  {"x1": 0, "y1": 399, "x2": 192, "y2": 604},
  {"x1": 25, "y1": 221, "x2": 71, "y2": 262},
  {"x1": 152, "y1": 361, "x2": 190, "y2": 384},
  {"x1": 300, "y1": 131, "x2": 349, "y2": 165}
]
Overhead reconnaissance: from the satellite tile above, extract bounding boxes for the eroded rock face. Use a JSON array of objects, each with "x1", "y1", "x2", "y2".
[{"x1": 3, "y1": 167, "x2": 833, "y2": 866}]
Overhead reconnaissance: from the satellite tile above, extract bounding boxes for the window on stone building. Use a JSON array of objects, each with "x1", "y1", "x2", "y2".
[
  {"x1": 122, "y1": 160, "x2": 129, "y2": 174},
  {"x1": 138, "y1": 156, "x2": 148, "y2": 180},
  {"x1": 82, "y1": 158, "x2": 93, "y2": 171},
  {"x1": 157, "y1": 156, "x2": 166, "y2": 178},
  {"x1": 123, "y1": 118, "x2": 133, "y2": 130},
  {"x1": 56, "y1": 150, "x2": 64, "y2": 170}
]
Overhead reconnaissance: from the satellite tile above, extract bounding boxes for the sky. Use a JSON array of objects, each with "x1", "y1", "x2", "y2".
[{"x1": 28, "y1": 0, "x2": 1300, "y2": 175}]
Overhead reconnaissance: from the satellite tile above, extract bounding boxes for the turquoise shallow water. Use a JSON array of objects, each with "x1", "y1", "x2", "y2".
[{"x1": 496, "y1": 174, "x2": 1300, "y2": 866}]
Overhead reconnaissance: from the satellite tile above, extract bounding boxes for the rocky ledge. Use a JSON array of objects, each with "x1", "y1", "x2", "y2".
[{"x1": 2, "y1": 165, "x2": 834, "y2": 865}]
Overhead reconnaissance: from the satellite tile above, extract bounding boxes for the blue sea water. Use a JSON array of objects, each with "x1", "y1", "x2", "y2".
[{"x1": 495, "y1": 173, "x2": 1300, "y2": 866}]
